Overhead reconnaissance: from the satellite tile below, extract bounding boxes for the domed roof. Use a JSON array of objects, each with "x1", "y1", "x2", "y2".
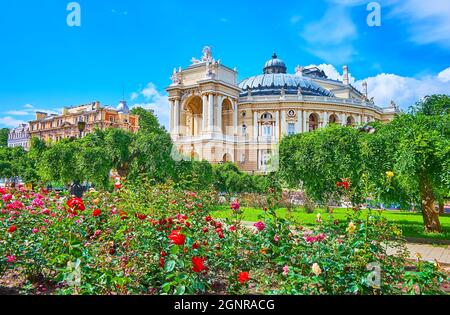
[
  {"x1": 263, "y1": 53, "x2": 287, "y2": 74},
  {"x1": 117, "y1": 101, "x2": 130, "y2": 114},
  {"x1": 239, "y1": 53, "x2": 334, "y2": 98}
]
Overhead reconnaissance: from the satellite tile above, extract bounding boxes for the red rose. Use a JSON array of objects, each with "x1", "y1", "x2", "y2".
[
  {"x1": 192, "y1": 242, "x2": 200, "y2": 250},
  {"x1": 160, "y1": 251, "x2": 167, "y2": 257},
  {"x1": 114, "y1": 183, "x2": 122, "y2": 189},
  {"x1": 119, "y1": 211, "x2": 128, "y2": 220},
  {"x1": 168, "y1": 230, "x2": 186, "y2": 246},
  {"x1": 238, "y1": 272, "x2": 250, "y2": 284},
  {"x1": 205, "y1": 216, "x2": 212, "y2": 222},
  {"x1": 136, "y1": 213, "x2": 147, "y2": 220},
  {"x1": 231, "y1": 200, "x2": 240, "y2": 211},
  {"x1": 202, "y1": 227, "x2": 208, "y2": 233},
  {"x1": 67, "y1": 197, "x2": 85, "y2": 212},
  {"x1": 229, "y1": 225, "x2": 236, "y2": 232},
  {"x1": 192, "y1": 257, "x2": 208, "y2": 273},
  {"x1": 92, "y1": 209, "x2": 101, "y2": 217},
  {"x1": 8, "y1": 225, "x2": 17, "y2": 233},
  {"x1": 159, "y1": 257, "x2": 165, "y2": 268}
]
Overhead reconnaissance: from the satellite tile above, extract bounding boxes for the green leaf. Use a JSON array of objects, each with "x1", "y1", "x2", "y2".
[{"x1": 165, "y1": 260, "x2": 176, "y2": 272}]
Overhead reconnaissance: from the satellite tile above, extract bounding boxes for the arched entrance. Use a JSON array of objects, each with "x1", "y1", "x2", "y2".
[
  {"x1": 309, "y1": 113, "x2": 319, "y2": 131},
  {"x1": 346, "y1": 116, "x2": 355, "y2": 127},
  {"x1": 222, "y1": 153, "x2": 233, "y2": 163},
  {"x1": 329, "y1": 114, "x2": 339, "y2": 124},
  {"x1": 182, "y1": 96, "x2": 203, "y2": 136},
  {"x1": 221, "y1": 99, "x2": 233, "y2": 136}
]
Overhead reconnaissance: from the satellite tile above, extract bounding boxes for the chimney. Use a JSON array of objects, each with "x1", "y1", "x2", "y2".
[
  {"x1": 362, "y1": 81, "x2": 368, "y2": 98},
  {"x1": 343, "y1": 65, "x2": 349, "y2": 85},
  {"x1": 36, "y1": 111, "x2": 48, "y2": 120}
]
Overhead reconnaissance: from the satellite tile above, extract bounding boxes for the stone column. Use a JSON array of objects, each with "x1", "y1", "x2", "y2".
[
  {"x1": 281, "y1": 111, "x2": 287, "y2": 136},
  {"x1": 303, "y1": 111, "x2": 309, "y2": 132},
  {"x1": 169, "y1": 100, "x2": 174, "y2": 133},
  {"x1": 233, "y1": 100, "x2": 238, "y2": 136},
  {"x1": 253, "y1": 111, "x2": 258, "y2": 141},
  {"x1": 202, "y1": 94, "x2": 208, "y2": 132},
  {"x1": 341, "y1": 113, "x2": 346, "y2": 126},
  {"x1": 275, "y1": 111, "x2": 280, "y2": 140},
  {"x1": 296, "y1": 110, "x2": 302, "y2": 133},
  {"x1": 217, "y1": 95, "x2": 223, "y2": 133},
  {"x1": 357, "y1": 114, "x2": 362, "y2": 126},
  {"x1": 323, "y1": 112, "x2": 328, "y2": 128},
  {"x1": 174, "y1": 98, "x2": 180, "y2": 135},
  {"x1": 208, "y1": 93, "x2": 214, "y2": 132}
]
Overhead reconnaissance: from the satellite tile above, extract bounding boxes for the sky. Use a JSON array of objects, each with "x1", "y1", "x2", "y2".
[{"x1": 1, "y1": 0, "x2": 450, "y2": 129}]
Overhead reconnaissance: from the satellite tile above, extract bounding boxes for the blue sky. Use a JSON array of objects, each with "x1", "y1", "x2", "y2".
[{"x1": 1, "y1": 0, "x2": 450, "y2": 129}]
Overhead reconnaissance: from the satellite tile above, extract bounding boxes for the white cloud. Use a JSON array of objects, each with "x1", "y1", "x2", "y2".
[
  {"x1": 298, "y1": 5, "x2": 358, "y2": 64},
  {"x1": 131, "y1": 83, "x2": 170, "y2": 129},
  {"x1": 6, "y1": 110, "x2": 30, "y2": 116},
  {"x1": 438, "y1": 67, "x2": 450, "y2": 83},
  {"x1": 0, "y1": 117, "x2": 26, "y2": 128},
  {"x1": 354, "y1": 67, "x2": 450, "y2": 109},
  {"x1": 24, "y1": 104, "x2": 33, "y2": 109},
  {"x1": 388, "y1": 0, "x2": 450, "y2": 48},
  {"x1": 306, "y1": 64, "x2": 450, "y2": 110}
]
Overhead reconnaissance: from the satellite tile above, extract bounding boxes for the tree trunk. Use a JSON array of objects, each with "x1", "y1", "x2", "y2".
[{"x1": 420, "y1": 174, "x2": 441, "y2": 233}]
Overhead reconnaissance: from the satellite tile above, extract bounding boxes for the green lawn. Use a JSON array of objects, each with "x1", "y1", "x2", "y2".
[{"x1": 211, "y1": 206, "x2": 450, "y2": 242}]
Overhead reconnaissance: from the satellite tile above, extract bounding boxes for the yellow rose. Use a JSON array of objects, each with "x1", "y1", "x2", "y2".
[
  {"x1": 386, "y1": 171, "x2": 394, "y2": 178},
  {"x1": 312, "y1": 263, "x2": 322, "y2": 276},
  {"x1": 347, "y1": 221, "x2": 357, "y2": 235}
]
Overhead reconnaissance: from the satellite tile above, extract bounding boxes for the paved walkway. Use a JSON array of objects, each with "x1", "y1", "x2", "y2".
[{"x1": 240, "y1": 221, "x2": 450, "y2": 265}]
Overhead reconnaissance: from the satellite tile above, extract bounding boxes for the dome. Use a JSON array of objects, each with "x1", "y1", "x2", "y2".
[
  {"x1": 239, "y1": 54, "x2": 334, "y2": 98},
  {"x1": 117, "y1": 101, "x2": 130, "y2": 114},
  {"x1": 263, "y1": 53, "x2": 287, "y2": 74}
]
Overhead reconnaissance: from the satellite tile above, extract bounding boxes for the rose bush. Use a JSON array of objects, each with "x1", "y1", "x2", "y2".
[{"x1": 0, "y1": 184, "x2": 447, "y2": 295}]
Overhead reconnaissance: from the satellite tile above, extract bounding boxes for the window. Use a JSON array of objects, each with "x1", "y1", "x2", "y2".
[
  {"x1": 263, "y1": 125, "x2": 272, "y2": 137},
  {"x1": 262, "y1": 113, "x2": 272, "y2": 120},
  {"x1": 288, "y1": 123, "x2": 295, "y2": 135},
  {"x1": 240, "y1": 153, "x2": 246, "y2": 164},
  {"x1": 241, "y1": 124, "x2": 247, "y2": 136}
]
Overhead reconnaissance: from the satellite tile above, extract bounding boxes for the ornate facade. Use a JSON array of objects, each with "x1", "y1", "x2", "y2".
[
  {"x1": 7, "y1": 124, "x2": 30, "y2": 150},
  {"x1": 167, "y1": 47, "x2": 400, "y2": 173},
  {"x1": 29, "y1": 101, "x2": 139, "y2": 142}
]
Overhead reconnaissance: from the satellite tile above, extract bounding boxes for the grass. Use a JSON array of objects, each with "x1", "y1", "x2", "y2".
[{"x1": 211, "y1": 206, "x2": 450, "y2": 242}]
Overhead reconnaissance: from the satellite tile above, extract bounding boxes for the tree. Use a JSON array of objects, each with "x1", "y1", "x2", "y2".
[
  {"x1": 280, "y1": 124, "x2": 364, "y2": 207},
  {"x1": 37, "y1": 139, "x2": 79, "y2": 185},
  {"x1": 128, "y1": 131, "x2": 175, "y2": 185},
  {"x1": 0, "y1": 128, "x2": 9, "y2": 147},
  {"x1": 103, "y1": 128, "x2": 134, "y2": 177},
  {"x1": 363, "y1": 114, "x2": 450, "y2": 232},
  {"x1": 410, "y1": 94, "x2": 450, "y2": 116},
  {"x1": 131, "y1": 107, "x2": 167, "y2": 135}
]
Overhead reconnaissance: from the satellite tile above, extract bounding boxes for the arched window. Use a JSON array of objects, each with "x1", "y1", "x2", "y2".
[
  {"x1": 329, "y1": 114, "x2": 339, "y2": 124},
  {"x1": 309, "y1": 113, "x2": 319, "y2": 131},
  {"x1": 261, "y1": 113, "x2": 273, "y2": 120},
  {"x1": 346, "y1": 116, "x2": 355, "y2": 127}
]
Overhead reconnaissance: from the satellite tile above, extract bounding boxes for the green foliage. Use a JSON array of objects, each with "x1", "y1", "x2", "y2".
[
  {"x1": 0, "y1": 128, "x2": 8, "y2": 147},
  {"x1": 280, "y1": 124, "x2": 363, "y2": 206},
  {"x1": 131, "y1": 107, "x2": 167, "y2": 135},
  {"x1": 410, "y1": 94, "x2": 450, "y2": 116},
  {"x1": 212, "y1": 163, "x2": 272, "y2": 193}
]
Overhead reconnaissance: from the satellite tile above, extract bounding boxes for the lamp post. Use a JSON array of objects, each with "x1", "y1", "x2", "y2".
[{"x1": 77, "y1": 121, "x2": 86, "y2": 138}]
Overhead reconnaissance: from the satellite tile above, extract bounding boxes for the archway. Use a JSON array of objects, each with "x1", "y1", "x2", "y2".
[
  {"x1": 221, "y1": 98, "x2": 233, "y2": 136},
  {"x1": 329, "y1": 114, "x2": 339, "y2": 124},
  {"x1": 309, "y1": 113, "x2": 319, "y2": 131},
  {"x1": 182, "y1": 96, "x2": 203, "y2": 136},
  {"x1": 222, "y1": 153, "x2": 233, "y2": 163},
  {"x1": 346, "y1": 116, "x2": 355, "y2": 127}
]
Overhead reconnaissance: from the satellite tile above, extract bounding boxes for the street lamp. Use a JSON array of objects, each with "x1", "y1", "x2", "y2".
[{"x1": 77, "y1": 121, "x2": 86, "y2": 138}]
